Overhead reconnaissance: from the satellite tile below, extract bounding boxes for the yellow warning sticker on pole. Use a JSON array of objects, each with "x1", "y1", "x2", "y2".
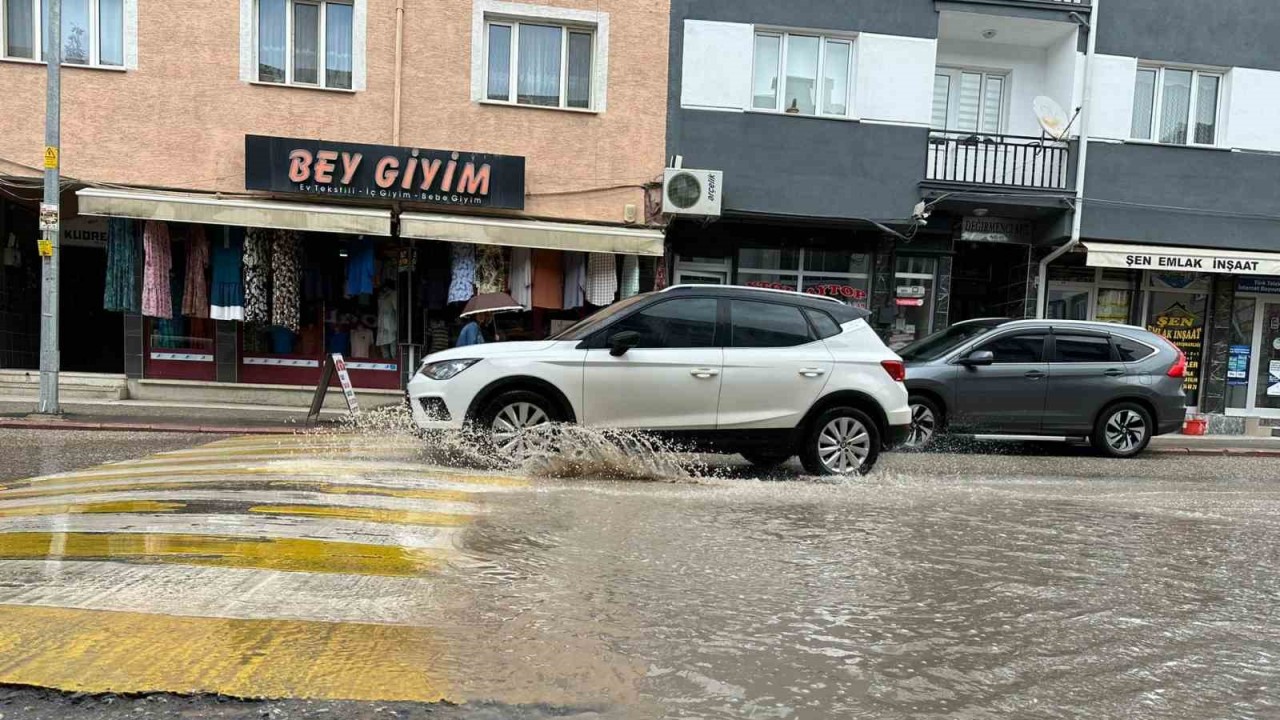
[
  {"x1": 43, "y1": 146, "x2": 58, "y2": 169},
  {"x1": 37, "y1": 240, "x2": 53, "y2": 257}
]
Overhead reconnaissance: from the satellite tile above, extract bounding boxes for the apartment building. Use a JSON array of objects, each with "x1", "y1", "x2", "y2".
[
  {"x1": 666, "y1": 0, "x2": 1280, "y2": 428},
  {"x1": 0, "y1": 0, "x2": 668, "y2": 397}
]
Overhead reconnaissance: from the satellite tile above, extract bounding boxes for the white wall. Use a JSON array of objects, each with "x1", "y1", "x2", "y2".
[
  {"x1": 936, "y1": 41, "x2": 1048, "y2": 137},
  {"x1": 856, "y1": 34, "x2": 936, "y2": 126},
  {"x1": 1044, "y1": 34, "x2": 1083, "y2": 137},
  {"x1": 681, "y1": 20, "x2": 753, "y2": 111}
]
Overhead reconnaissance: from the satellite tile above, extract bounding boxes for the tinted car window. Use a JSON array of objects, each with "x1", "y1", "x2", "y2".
[
  {"x1": 899, "y1": 320, "x2": 1008, "y2": 362},
  {"x1": 1115, "y1": 336, "x2": 1156, "y2": 362},
  {"x1": 731, "y1": 300, "x2": 812, "y2": 348},
  {"x1": 604, "y1": 298, "x2": 718, "y2": 349},
  {"x1": 1053, "y1": 335, "x2": 1114, "y2": 363},
  {"x1": 975, "y1": 334, "x2": 1045, "y2": 363},
  {"x1": 804, "y1": 308, "x2": 842, "y2": 339}
]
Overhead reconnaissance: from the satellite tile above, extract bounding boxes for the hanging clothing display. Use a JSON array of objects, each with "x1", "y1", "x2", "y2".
[
  {"x1": 377, "y1": 287, "x2": 398, "y2": 350},
  {"x1": 210, "y1": 228, "x2": 245, "y2": 321},
  {"x1": 449, "y1": 244, "x2": 477, "y2": 303},
  {"x1": 563, "y1": 252, "x2": 586, "y2": 309},
  {"x1": 103, "y1": 218, "x2": 141, "y2": 314},
  {"x1": 620, "y1": 255, "x2": 640, "y2": 299},
  {"x1": 585, "y1": 253, "x2": 618, "y2": 306},
  {"x1": 345, "y1": 236, "x2": 376, "y2": 297},
  {"x1": 243, "y1": 229, "x2": 271, "y2": 324},
  {"x1": 428, "y1": 319, "x2": 450, "y2": 354},
  {"x1": 350, "y1": 327, "x2": 374, "y2": 358},
  {"x1": 474, "y1": 245, "x2": 506, "y2": 294},
  {"x1": 509, "y1": 247, "x2": 532, "y2": 309},
  {"x1": 531, "y1": 249, "x2": 564, "y2": 310},
  {"x1": 654, "y1": 245, "x2": 670, "y2": 291},
  {"x1": 141, "y1": 221, "x2": 173, "y2": 319},
  {"x1": 182, "y1": 226, "x2": 210, "y2": 318},
  {"x1": 154, "y1": 240, "x2": 187, "y2": 346},
  {"x1": 271, "y1": 231, "x2": 301, "y2": 332}
]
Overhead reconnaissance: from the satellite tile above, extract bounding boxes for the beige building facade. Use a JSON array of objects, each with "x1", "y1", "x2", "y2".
[{"x1": 0, "y1": 0, "x2": 669, "y2": 395}]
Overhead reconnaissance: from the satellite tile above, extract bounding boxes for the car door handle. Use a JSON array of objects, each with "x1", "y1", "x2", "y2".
[
  {"x1": 1104, "y1": 368, "x2": 1125, "y2": 377},
  {"x1": 1024, "y1": 370, "x2": 1046, "y2": 380},
  {"x1": 799, "y1": 368, "x2": 827, "y2": 378},
  {"x1": 690, "y1": 368, "x2": 720, "y2": 379}
]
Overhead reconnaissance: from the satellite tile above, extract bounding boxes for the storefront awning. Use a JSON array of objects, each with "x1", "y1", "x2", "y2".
[
  {"x1": 1084, "y1": 242, "x2": 1280, "y2": 276},
  {"x1": 76, "y1": 188, "x2": 392, "y2": 236},
  {"x1": 399, "y1": 212, "x2": 664, "y2": 256}
]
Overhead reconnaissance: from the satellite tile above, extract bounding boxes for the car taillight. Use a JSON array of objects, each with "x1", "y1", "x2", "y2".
[
  {"x1": 1167, "y1": 346, "x2": 1187, "y2": 379},
  {"x1": 881, "y1": 359, "x2": 906, "y2": 382}
]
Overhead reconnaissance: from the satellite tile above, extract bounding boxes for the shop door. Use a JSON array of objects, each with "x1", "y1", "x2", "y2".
[
  {"x1": 1253, "y1": 303, "x2": 1280, "y2": 413},
  {"x1": 60, "y1": 246, "x2": 123, "y2": 373}
]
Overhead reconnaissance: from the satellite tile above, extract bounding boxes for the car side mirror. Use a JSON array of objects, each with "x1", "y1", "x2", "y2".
[
  {"x1": 961, "y1": 350, "x2": 995, "y2": 367},
  {"x1": 608, "y1": 331, "x2": 641, "y2": 357}
]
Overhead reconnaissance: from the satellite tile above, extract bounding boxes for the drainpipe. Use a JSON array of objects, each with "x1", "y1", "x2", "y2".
[
  {"x1": 392, "y1": 0, "x2": 405, "y2": 145},
  {"x1": 1037, "y1": 0, "x2": 1100, "y2": 317}
]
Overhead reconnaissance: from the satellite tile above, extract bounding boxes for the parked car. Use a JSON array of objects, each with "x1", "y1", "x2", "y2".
[
  {"x1": 407, "y1": 285, "x2": 911, "y2": 475},
  {"x1": 899, "y1": 319, "x2": 1187, "y2": 457}
]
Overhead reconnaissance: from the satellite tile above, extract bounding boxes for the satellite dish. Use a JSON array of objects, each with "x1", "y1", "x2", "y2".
[{"x1": 1033, "y1": 96, "x2": 1070, "y2": 140}]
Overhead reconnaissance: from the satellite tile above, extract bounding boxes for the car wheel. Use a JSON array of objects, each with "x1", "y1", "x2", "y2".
[
  {"x1": 477, "y1": 390, "x2": 558, "y2": 456},
  {"x1": 903, "y1": 395, "x2": 941, "y2": 450},
  {"x1": 739, "y1": 450, "x2": 793, "y2": 469},
  {"x1": 1092, "y1": 402, "x2": 1153, "y2": 458},
  {"x1": 800, "y1": 407, "x2": 881, "y2": 476}
]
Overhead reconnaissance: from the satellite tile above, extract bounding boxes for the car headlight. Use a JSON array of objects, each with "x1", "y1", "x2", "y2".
[{"x1": 418, "y1": 358, "x2": 480, "y2": 381}]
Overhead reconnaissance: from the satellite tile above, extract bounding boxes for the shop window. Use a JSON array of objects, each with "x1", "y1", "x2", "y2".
[
  {"x1": 1226, "y1": 297, "x2": 1255, "y2": 410},
  {"x1": 673, "y1": 254, "x2": 731, "y2": 286},
  {"x1": 477, "y1": 0, "x2": 609, "y2": 112},
  {"x1": 1131, "y1": 66, "x2": 1222, "y2": 146},
  {"x1": 1145, "y1": 290, "x2": 1207, "y2": 405},
  {"x1": 752, "y1": 31, "x2": 854, "y2": 118},
  {"x1": 2, "y1": 0, "x2": 126, "y2": 67},
  {"x1": 730, "y1": 300, "x2": 812, "y2": 348},
  {"x1": 737, "y1": 247, "x2": 869, "y2": 308},
  {"x1": 255, "y1": 0, "x2": 354, "y2": 89},
  {"x1": 1047, "y1": 285, "x2": 1091, "y2": 321}
]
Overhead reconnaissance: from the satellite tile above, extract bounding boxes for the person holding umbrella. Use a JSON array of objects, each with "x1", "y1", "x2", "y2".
[{"x1": 456, "y1": 291, "x2": 523, "y2": 347}]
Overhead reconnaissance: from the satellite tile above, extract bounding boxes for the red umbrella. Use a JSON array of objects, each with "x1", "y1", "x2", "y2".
[{"x1": 460, "y1": 292, "x2": 524, "y2": 318}]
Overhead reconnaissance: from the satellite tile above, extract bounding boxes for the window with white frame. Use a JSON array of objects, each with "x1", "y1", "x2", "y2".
[
  {"x1": 2, "y1": 0, "x2": 124, "y2": 66},
  {"x1": 256, "y1": 0, "x2": 353, "y2": 89},
  {"x1": 932, "y1": 68, "x2": 1006, "y2": 133},
  {"x1": 484, "y1": 19, "x2": 595, "y2": 109},
  {"x1": 737, "y1": 248, "x2": 871, "y2": 307},
  {"x1": 1131, "y1": 66, "x2": 1221, "y2": 145},
  {"x1": 751, "y1": 31, "x2": 854, "y2": 118}
]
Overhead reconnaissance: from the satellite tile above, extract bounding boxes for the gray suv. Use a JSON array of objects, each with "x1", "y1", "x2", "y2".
[{"x1": 899, "y1": 319, "x2": 1187, "y2": 457}]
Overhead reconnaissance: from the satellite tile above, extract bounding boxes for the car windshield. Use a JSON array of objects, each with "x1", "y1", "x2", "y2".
[
  {"x1": 550, "y1": 293, "x2": 653, "y2": 341},
  {"x1": 898, "y1": 320, "x2": 1008, "y2": 362}
]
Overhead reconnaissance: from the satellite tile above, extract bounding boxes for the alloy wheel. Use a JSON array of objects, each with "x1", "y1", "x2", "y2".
[
  {"x1": 492, "y1": 402, "x2": 551, "y2": 454},
  {"x1": 1104, "y1": 409, "x2": 1146, "y2": 453},
  {"x1": 905, "y1": 403, "x2": 936, "y2": 449},
  {"x1": 817, "y1": 416, "x2": 872, "y2": 474}
]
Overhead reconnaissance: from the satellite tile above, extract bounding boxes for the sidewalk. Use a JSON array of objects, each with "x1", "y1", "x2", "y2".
[
  {"x1": 1149, "y1": 434, "x2": 1280, "y2": 457},
  {"x1": 0, "y1": 413, "x2": 314, "y2": 435}
]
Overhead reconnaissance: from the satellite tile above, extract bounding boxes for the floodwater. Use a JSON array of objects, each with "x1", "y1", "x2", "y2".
[{"x1": 0, "y1": 424, "x2": 1278, "y2": 718}]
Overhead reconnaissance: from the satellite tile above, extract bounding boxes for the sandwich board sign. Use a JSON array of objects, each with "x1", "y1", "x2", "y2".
[{"x1": 307, "y1": 354, "x2": 360, "y2": 425}]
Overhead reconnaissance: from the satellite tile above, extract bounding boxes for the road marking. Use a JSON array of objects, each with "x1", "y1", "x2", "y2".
[
  {"x1": 248, "y1": 504, "x2": 473, "y2": 527},
  {"x1": 0, "y1": 604, "x2": 450, "y2": 701},
  {"x1": 0, "y1": 479, "x2": 482, "y2": 504},
  {"x1": 0, "y1": 500, "x2": 185, "y2": 518},
  {"x1": 0, "y1": 532, "x2": 441, "y2": 576}
]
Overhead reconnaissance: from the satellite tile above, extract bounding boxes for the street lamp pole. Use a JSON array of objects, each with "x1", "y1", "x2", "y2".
[{"x1": 38, "y1": 0, "x2": 62, "y2": 415}]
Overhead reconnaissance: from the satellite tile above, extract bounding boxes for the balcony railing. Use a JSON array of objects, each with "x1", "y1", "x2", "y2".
[{"x1": 926, "y1": 131, "x2": 1070, "y2": 191}]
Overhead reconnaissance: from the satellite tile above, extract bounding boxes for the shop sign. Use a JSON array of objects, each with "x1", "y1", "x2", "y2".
[
  {"x1": 1095, "y1": 250, "x2": 1278, "y2": 276},
  {"x1": 895, "y1": 298, "x2": 925, "y2": 307},
  {"x1": 245, "y1": 135, "x2": 525, "y2": 210},
  {"x1": 896, "y1": 285, "x2": 927, "y2": 299},
  {"x1": 1236, "y1": 276, "x2": 1280, "y2": 294},
  {"x1": 805, "y1": 283, "x2": 868, "y2": 301},
  {"x1": 1269, "y1": 361, "x2": 1280, "y2": 397},
  {"x1": 1147, "y1": 301, "x2": 1205, "y2": 395},
  {"x1": 960, "y1": 217, "x2": 1032, "y2": 244},
  {"x1": 61, "y1": 216, "x2": 108, "y2": 249},
  {"x1": 1228, "y1": 345, "x2": 1251, "y2": 386}
]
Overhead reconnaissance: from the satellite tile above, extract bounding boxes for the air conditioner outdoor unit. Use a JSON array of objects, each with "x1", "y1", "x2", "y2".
[{"x1": 662, "y1": 168, "x2": 723, "y2": 217}]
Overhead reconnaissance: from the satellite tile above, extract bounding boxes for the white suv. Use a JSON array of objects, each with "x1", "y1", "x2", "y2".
[{"x1": 407, "y1": 285, "x2": 911, "y2": 475}]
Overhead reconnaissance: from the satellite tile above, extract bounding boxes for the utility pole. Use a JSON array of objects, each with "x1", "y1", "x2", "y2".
[{"x1": 37, "y1": 0, "x2": 62, "y2": 414}]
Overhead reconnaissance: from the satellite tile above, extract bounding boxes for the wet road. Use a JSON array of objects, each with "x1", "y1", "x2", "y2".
[{"x1": 0, "y1": 429, "x2": 1278, "y2": 719}]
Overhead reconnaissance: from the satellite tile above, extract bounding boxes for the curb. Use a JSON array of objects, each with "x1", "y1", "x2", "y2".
[
  {"x1": 0, "y1": 419, "x2": 301, "y2": 435},
  {"x1": 1148, "y1": 447, "x2": 1280, "y2": 458}
]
